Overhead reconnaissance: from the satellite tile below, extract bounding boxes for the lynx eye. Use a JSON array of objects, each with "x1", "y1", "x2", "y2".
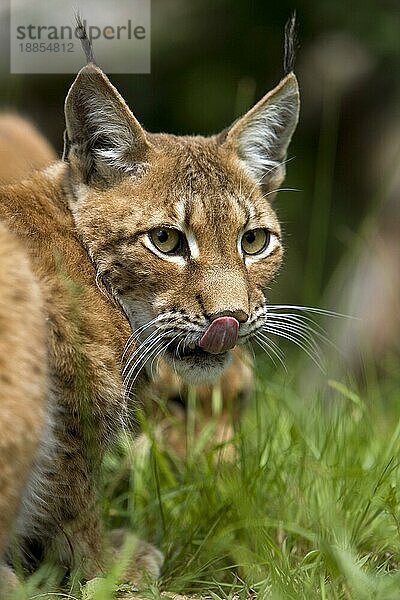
[
  {"x1": 149, "y1": 228, "x2": 183, "y2": 254},
  {"x1": 241, "y1": 228, "x2": 270, "y2": 255}
]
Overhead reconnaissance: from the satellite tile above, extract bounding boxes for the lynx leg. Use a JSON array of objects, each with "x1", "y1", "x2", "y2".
[
  {"x1": 47, "y1": 502, "x2": 106, "y2": 580},
  {"x1": 45, "y1": 496, "x2": 162, "y2": 584}
]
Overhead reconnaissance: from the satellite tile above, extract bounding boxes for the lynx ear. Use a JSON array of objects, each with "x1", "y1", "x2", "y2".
[
  {"x1": 64, "y1": 64, "x2": 150, "y2": 184},
  {"x1": 224, "y1": 72, "x2": 299, "y2": 191}
]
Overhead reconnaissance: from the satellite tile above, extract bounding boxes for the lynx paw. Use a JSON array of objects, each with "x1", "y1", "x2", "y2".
[{"x1": 109, "y1": 528, "x2": 164, "y2": 583}]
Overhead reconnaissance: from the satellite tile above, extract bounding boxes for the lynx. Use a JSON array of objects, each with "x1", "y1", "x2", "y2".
[
  {"x1": 0, "y1": 51, "x2": 299, "y2": 589},
  {"x1": 0, "y1": 113, "x2": 253, "y2": 448}
]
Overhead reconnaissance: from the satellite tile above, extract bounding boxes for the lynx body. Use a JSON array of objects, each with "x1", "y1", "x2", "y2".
[{"x1": 0, "y1": 62, "x2": 299, "y2": 587}]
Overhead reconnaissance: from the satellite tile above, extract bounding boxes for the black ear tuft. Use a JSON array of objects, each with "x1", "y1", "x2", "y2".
[
  {"x1": 75, "y1": 12, "x2": 96, "y2": 65},
  {"x1": 283, "y1": 12, "x2": 299, "y2": 76}
]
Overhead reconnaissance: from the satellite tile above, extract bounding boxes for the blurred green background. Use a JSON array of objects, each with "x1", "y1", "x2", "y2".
[{"x1": 1, "y1": 0, "x2": 399, "y2": 377}]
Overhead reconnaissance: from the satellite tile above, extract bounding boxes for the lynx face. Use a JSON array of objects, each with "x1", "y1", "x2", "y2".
[{"x1": 64, "y1": 65, "x2": 299, "y2": 384}]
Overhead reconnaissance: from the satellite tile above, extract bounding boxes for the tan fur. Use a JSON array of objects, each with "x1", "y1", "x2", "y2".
[
  {"x1": 0, "y1": 114, "x2": 56, "y2": 185},
  {"x1": 0, "y1": 113, "x2": 253, "y2": 422},
  {"x1": 0, "y1": 222, "x2": 46, "y2": 593},
  {"x1": 0, "y1": 166, "x2": 137, "y2": 578},
  {"x1": 0, "y1": 63, "x2": 299, "y2": 585}
]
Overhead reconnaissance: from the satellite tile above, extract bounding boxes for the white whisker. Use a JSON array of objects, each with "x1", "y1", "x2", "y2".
[
  {"x1": 124, "y1": 332, "x2": 182, "y2": 398},
  {"x1": 266, "y1": 304, "x2": 353, "y2": 319},
  {"x1": 257, "y1": 332, "x2": 287, "y2": 365},
  {"x1": 254, "y1": 333, "x2": 288, "y2": 372},
  {"x1": 123, "y1": 330, "x2": 165, "y2": 383},
  {"x1": 263, "y1": 186, "x2": 300, "y2": 198},
  {"x1": 124, "y1": 338, "x2": 166, "y2": 399},
  {"x1": 241, "y1": 156, "x2": 296, "y2": 205},
  {"x1": 265, "y1": 313, "x2": 335, "y2": 350},
  {"x1": 264, "y1": 320, "x2": 322, "y2": 353},
  {"x1": 154, "y1": 333, "x2": 183, "y2": 375},
  {"x1": 122, "y1": 332, "x2": 159, "y2": 380},
  {"x1": 264, "y1": 326, "x2": 321, "y2": 365},
  {"x1": 262, "y1": 324, "x2": 325, "y2": 371},
  {"x1": 121, "y1": 315, "x2": 162, "y2": 366}
]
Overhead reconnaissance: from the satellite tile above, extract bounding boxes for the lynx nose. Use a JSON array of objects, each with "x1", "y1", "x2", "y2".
[{"x1": 198, "y1": 316, "x2": 239, "y2": 354}]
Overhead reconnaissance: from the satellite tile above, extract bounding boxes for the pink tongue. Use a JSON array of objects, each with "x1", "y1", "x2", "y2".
[{"x1": 198, "y1": 316, "x2": 239, "y2": 354}]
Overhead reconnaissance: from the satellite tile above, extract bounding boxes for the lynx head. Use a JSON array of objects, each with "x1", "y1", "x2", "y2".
[{"x1": 63, "y1": 64, "x2": 299, "y2": 385}]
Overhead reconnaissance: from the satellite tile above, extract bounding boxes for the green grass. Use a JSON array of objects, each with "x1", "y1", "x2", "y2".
[
  {"x1": 9, "y1": 61, "x2": 400, "y2": 600},
  {"x1": 13, "y1": 356, "x2": 400, "y2": 599}
]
